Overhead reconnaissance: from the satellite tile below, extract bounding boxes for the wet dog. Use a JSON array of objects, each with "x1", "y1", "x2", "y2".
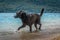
[{"x1": 14, "y1": 8, "x2": 44, "y2": 32}]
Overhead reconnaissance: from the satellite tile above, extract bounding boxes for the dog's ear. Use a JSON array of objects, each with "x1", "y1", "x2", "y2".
[
  {"x1": 22, "y1": 13, "x2": 26, "y2": 17},
  {"x1": 16, "y1": 10, "x2": 22, "y2": 14},
  {"x1": 19, "y1": 10, "x2": 22, "y2": 13}
]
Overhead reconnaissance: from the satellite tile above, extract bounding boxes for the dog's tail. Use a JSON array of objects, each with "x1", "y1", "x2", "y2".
[{"x1": 40, "y1": 8, "x2": 44, "y2": 17}]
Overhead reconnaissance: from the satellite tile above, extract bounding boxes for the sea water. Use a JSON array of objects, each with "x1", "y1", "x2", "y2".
[{"x1": 0, "y1": 13, "x2": 60, "y2": 31}]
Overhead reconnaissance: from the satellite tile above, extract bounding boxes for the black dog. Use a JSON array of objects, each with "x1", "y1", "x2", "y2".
[{"x1": 14, "y1": 8, "x2": 44, "y2": 32}]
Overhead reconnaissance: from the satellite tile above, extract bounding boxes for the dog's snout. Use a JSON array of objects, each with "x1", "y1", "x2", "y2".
[{"x1": 14, "y1": 16, "x2": 17, "y2": 18}]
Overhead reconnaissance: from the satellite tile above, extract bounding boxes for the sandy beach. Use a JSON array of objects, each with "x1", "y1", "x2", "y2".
[{"x1": 0, "y1": 26, "x2": 60, "y2": 40}]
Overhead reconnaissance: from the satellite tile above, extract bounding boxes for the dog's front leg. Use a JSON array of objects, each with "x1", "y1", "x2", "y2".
[
  {"x1": 29, "y1": 25, "x2": 32, "y2": 32},
  {"x1": 17, "y1": 23, "x2": 26, "y2": 31}
]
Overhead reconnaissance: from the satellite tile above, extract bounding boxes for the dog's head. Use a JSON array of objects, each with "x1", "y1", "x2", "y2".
[{"x1": 14, "y1": 10, "x2": 26, "y2": 18}]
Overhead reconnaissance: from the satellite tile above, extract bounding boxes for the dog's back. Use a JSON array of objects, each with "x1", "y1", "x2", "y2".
[{"x1": 26, "y1": 8, "x2": 44, "y2": 25}]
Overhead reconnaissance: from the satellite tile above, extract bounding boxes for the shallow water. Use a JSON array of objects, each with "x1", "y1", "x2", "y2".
[
  {"x1": 0, "y1": 13, "x2": 60, "y2": 40},
  {"x1": 0, "y1": 13, "x2": 60, "y2": 31}
]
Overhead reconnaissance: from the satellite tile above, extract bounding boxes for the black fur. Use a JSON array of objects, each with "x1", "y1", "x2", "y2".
[{"x1": 14, "y1": 8, "x2": 44, "y2": 32}]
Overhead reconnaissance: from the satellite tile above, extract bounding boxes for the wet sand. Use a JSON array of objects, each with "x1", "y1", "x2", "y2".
[{"x1": 0, "y1": 28, "x2": 60, "y2": 40}]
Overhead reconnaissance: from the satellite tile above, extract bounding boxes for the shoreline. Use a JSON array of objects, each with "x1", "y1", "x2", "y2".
[{"x1": 0, "y1": 28, "x2": 60, "y2": 40}]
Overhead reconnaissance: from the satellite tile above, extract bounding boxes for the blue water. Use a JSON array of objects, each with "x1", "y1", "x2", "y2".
[{"x1": 0, "y1": 13, "x2": 60, "y2": 31}]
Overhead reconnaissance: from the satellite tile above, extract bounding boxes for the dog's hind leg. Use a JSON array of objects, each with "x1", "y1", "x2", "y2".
[
  {"x1": 34, "y1": 23, "x2": 38, "y2": 31},
  {"x1": 39, "y1": 23, "x2": 42, "y2": 30},
  {"x1": 36, "y1": 19, "x2": 42, "y2": 31}
]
